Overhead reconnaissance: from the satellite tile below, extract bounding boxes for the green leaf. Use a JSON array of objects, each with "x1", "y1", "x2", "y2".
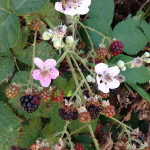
[
  {"x1": 84, "y1": 19, "x2": 112, "y2": 49},
  {"x1": 0, "y1": 9, "x2": 20, "y2": 51},
  {"x1": 11, "y1": 0, "x2": 49, "y2": 15},
  {"x1": 42, "y1": 103, "x2": 65, "y2": 142},
  {"x1": 17, "y1": 118, "x2": 43, "y2": 148},
  {"x1": 39, "y1": 2, "x2": 62, "y2": 27},
  {"x1": 13, "y1": 27, "x2": 29, "y2": 55},
  {"x1": 139, "y1": 21, "x2": 150, "y2": 40},
  {"x1": 53, "y1": 76, "x2": 67, "y2": 89},
  {"x1": 0, "y1": 57, "x2": 14, "y2": 84},
  {"x1": 68, "y1": 118, "x2": 98, "y2": 134},
  {"x1": 127, "y1": 83, "x2": 150, "y2": 102},
  {"x1": 108, "y1": 54, "x2": 133, "y2": 65},
  {"x1": 113, "y1": 18, "x2": 148, "y2": 55},
  {"x1": 121, "y1": 66, "x2": 150, "y2": 84},
  {"x1": 0, "y1": 101, "x2": 20, "y2": 149},
  {"x1": 88, "y1": 0, "x2": 114, "y2": 24},
  {"x1": 15, "y1": 42, "x2": 58, "y2": 66}
]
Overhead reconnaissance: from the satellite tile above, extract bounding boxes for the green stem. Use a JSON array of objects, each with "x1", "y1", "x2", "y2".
[
  {"x1": 88, "y1": 123, "x2": 100, "y2": 150},
  {"x1": 66, "y1": 131, "x2": 74, "y2": 150},
  {"x1": 28, "y1": 31, "x2": 37, "y2": 89},
  {"x1": 64, "y1": 48, "x2": 85, "y2": 103},
  {"x1": 61, "y1": 121, "x2": 70, "y2": 139},
  {"x1": 70, "y1": 51, "x2": 96, "y2": 77},
  {"x1": 56, "y1": 51, "x2": 68, "y2": 65},
  {"x1": 39, "y1": 11, "x2": 54, "y2": 30},
  {"x1": 71, "y1": 54, "x2": 93, "y2": 96}
]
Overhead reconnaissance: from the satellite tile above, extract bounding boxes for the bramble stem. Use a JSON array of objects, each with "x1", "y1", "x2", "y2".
[
  {"x1": 28, "y1": 31, "x2": 37, "y2": 89},
  {"x1": 61, "y1": 121, "x2": 70, "y2": 139},
  {"x1": 71, "y1": 54, "x2": 93, "y2": 96},
  {"x1": 64, "y1": 48, "x2": 85, "y2": 103},
  {"x1": 88, "y1": 123, "x2": 100, "y2": 150}
]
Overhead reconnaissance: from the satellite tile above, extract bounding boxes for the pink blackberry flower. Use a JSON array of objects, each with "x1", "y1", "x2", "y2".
[{"x1": 32, "y1": 57, "x2": 59, "y2": 87}]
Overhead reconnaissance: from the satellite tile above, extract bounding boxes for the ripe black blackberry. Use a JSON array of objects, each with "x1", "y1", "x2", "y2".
[
  {"x1": 109, "y1": 40, "x2": 124, "y2": 56},
  {"x1": 20, "y1": 95, "x2": 40, "y2": 113},
  {"x1": 86, "y1": 98, "x2": 102, "y2": 119},
  {"x1": 59, "y1": 101, "x2": 78, "y2": 120}
]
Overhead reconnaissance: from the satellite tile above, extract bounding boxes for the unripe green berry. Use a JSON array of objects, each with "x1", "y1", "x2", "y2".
[
  {"x1": 117, "y1": 60, "x2": 124, "y2": 68},
  {"x1": 92, "y1": 78, "x2": 96, "y2": 83},
  {"x1": 53, "y1": 40, "x2": 62, "y2": 49},
  {"x1": 121, "y1": 66, "x2": 126, "y2": 71},
  {"x1": 66, "y1": 36, "x2": 74, "y2": 45},
  {"x1": 86, "y1": 75, "x2": 93, "y2": 82}
]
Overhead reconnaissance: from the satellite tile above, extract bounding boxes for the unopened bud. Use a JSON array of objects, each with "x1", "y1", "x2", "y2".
[
  {"x1": 86, "y1": 75, "x2": 93, "y2": 82},
  {"x1": 66, "y1": 36, "x2": 74, "y2": 45},
  {"x1": 53, "y1": 40, "x2": 62, "y2": 49},
  {"x1": 144, "y1": 58, "x2": 150, "y2": 63},
  {"x1": 42, "y1": 31, "x2": 52, "y2": 41},
  {"x1": 117, "y1": 60, "x2": 124, "y2": 68},
  {"x1": 121, "y1": 66, "x2": 126, "y2": 71},
  {"x1": 141, "y1": 52, "x2": 150, "y2": 58}
]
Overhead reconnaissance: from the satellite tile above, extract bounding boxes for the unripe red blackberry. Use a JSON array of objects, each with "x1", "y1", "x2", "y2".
[
  {"x1": 59, "y1": 100, "x2": 78, "y2": 120},
  {"x1": 102, "y1": 105, "x2": 115, "y2": 117},
  {"x1": 20, "y1": 94, "x2": 40, "y2": 113},
  {"x1": 86, "y1": 97, "x2": 102, "y2": 119},
  {"x1": 5, "y1": 84, "x2": 20, "y2": 98},
  {"x1": 75, "y1": 143, "x2": 84, "y2": 150},
  {"x1": 30, "y1": 19, "x2": 42, "y2": 31},
  {"x1": 96, "y1": 47, "x2": 107, "y2": 59},
  {"x1": 39, "y1": 88, "x2": 51, "y2": 103},
  {"x1": 109, "y1": 40, "x2": 124, "y2": 56},
  {"x1": 51, "y1": 88, "x2": 64, "y2": 103},
  {"x1": 98, "y1": 91, "x2": 109, "y2": 99}
]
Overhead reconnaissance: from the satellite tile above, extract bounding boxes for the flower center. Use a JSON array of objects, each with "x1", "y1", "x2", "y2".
[
  {"x1": 99, "y1": 72, "x2": 113, "y2": 84},
  {"x1": 66, "y1": 0, "x2": 82, "y2": 8},
  {"x1": 54, "y1": 25, "x2": 66, "y2": 39},
  {"x1": 40, "y1": 68, "x2": 51, "y2": 79}
]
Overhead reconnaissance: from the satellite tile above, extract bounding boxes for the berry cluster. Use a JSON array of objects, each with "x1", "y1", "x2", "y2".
[
  {"x1": 59, "y1": 101, "x2": 78, "y2": 120},
  {"x1": 20, "y1": 95, "x2": 40, "y2": 113},
  {"x1": 109, "y1": 40, "x2": 124, "y2": 56},
  {"x1": 39, "y1": 88, "x2": 51, "y2": 103},
  {"x1": 96, "y1": 47, "x2": 107, "y2": 59},
  {"x1": 75, "y1": 143, "x2": 84, "y2": 150},
  {"x1": 51, "y1": 88, "x2": 64, "y2": 102},
  {"x1": 102, "y1": 105, "x2": 115, "y2": 117},
  {"x1": 30, "y1": 19, "x2": 42, "y2": 31},
  {"x1": 86, "y1": 99, "x2": 102, "y2": 119},
  {"x1": 5, "y1": 85, "x2": 20, "y2": 98}
]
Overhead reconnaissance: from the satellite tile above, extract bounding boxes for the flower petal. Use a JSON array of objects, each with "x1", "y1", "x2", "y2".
[
  {"x1": 50, "y1": 68, "x2": 59, "y2": 79},
  {"x1": 107, "y1": 78, "x2": 120, "y2": 89},
  {"x1": 76, "y1": 6, "x2": 89, "y2": 15},
  {"x1": 98, "y1": 83, "x2": 110, "y2": 93},
  {"x1": 106, "y1": 66, "x2": 120, "y2": 77},
  {"x1": 95, "y1": 63, "x2": 108, "y2": 74},
  {"x1": 55, "y1": 2, "x2": 77, "y2": 16},
  {"x1": 32, "y1": 69, "x2": 41, "y2": 80},
  {"x1": 82, "y1": 0, "x2": 91, "y2": 7},
  {"x1": 40, "y1": 77, "x2": 51, "y2": 87},
  {"x1": 34, "y1": 58, "x2": 44, "y2": 69},
  {"x1": 43, "y1": 59, "x2": 56, "y2": 69}
]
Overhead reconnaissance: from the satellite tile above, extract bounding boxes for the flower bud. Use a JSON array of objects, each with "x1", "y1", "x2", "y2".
[
  {"x1": 42, "y1": 31, "x2": 52, "y2": 41},
  {"x1": 66, "y1": 36, "x2": 74, "y2": 45},
  {"x1": 121, "y1": 66, "x2": 126, "y2": 71},
  {"x1": 53, "y1": 40, "x2": 62, "y2": 49},
  {"x1": 86, "y1": 75, "x2": 93, "y2": 82},
  {"x1": 141, "y1": 52, "x2": 150, "y2": 58},
  {"x1": 92, "y1": 78, "x2": 96, "y2": 83},
  {"x1": 143, "y1": 58, "x2": 150, "y2": 63},
  {"x1": 117, "y1": 60, "x2": 124, "y2": 68}
]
